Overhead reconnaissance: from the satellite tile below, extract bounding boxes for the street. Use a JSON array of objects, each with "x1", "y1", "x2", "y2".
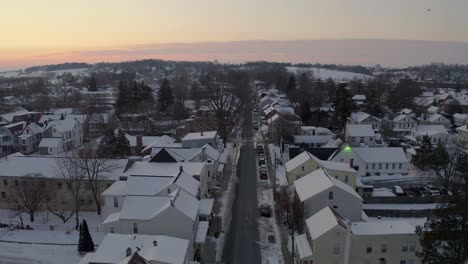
[{"x1": 222, "y1": 106, "x2": 261, "y2": 264}]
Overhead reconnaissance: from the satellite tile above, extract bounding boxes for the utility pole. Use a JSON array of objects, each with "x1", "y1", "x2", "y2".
[{"x1": 273, "y1": 151, "x2": 277, "y2": 201}]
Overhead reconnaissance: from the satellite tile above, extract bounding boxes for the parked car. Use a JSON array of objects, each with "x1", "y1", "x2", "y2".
[
  {"x1": 259, "y1": 169, "x2": 268, "y2": 180},
  {"x1": 258, "y1": 157, "x2": 266, "y2": 166},
  {"x1": 392, "y1": 185, "x2": 405, "y2": 196},
  {"x1": 259, "y1": 204, "x2": 272, "y2": 218}
]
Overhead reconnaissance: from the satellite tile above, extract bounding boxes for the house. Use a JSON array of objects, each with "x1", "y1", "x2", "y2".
[
  {"x1": 345, "y1": 124, "x2": 381, "y2": 147},
  {"x1": 0, "y1": 154, "x2": 127, "y2": 211},
  {"x1": 426, "y1": 105, "x2": 439, "y2": 114},
  {"x1": 181, "y1": 131, "x2": 218, "y2": 148},
  {"x1": 86, "y1": 113, "x2": 110, "y2": 138},
  {"x1": 0, "y1": 122, "x2": 26, "y2": 155},
  {"x1": 455, "y1": 124, "x2": 468, "y2": 149},
  {"x1": 17, "y1": 123, "x2": 45, "y2": 154},
  {"x1": 285, "y1": 151, "x2": 358, "y2": 188},
  {"x1": 332, "y1": 147, "x2": 410, "y2": 177},
  {"x1": 390, "y1": 114, "x2": 418, "y2": 137},
  {"x1": 295, "y1": 207, "x2": 420, "y2": 264},
  {"x1": 348, "y1": 112, "x2": 382, "y2": 131},
  {"x1": 0, "y1": 110, "x2": 38, "y2": 125},
  {"x1": 125, "y1": 134, "x2": 175, "y2": 155},
  {"x1": 453, "y1": 113, "x2": 468, "y2": 127},
  {"x1": 294, "y1": 169, "x2": 363, "y2": 221},
  {"x1": 352, "y1": 94, "x2": 366, "y2": 107},
  {"x1": 410, "y1": 125, "x2": 450, "y2": 144},
  {"x1": 80, "y1": 234, "x2": 190, "y2": 264},
  {"x1": 38, "y1": 138, "x2": 63, "y2": 155},
  {"x1": 420, "y1": 113, "x2": 451, "y2": 128},
  {"x1": 40, "y1": 117, "x2": 84, "y2": 154}
]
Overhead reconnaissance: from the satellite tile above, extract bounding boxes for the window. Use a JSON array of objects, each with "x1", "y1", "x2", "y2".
[
  {"x1": 360, "y1": 137, "x2": 364, "y2": 143},
  {"x1": 345, "y1": 176, "x2": 349, "y2": 183},
  {"x1": 113, "y1": 197, "x2": 119, "y2": 208},
  {"x1": 409, "y1": 241, "x2": 416, "y2": 252},
  {"x1": 401, "y1": 244, "x2": 408, "y2": 252},
  {"x1": 351, "y1": 137, "x2": 355, "y2": 142},
  {"x1": 302, "y1": 166, "x2": 305, "y2": 171},
  {"x1": 366, "y1": 246, "x2": 372, "y2": 254},
  {"x1": 379, "y1": 163, "x2": 382, "y2": 169},
  {"x1": 399, "y1": 163, "x2": 403, "y2": 169},
  {"x1": 381, "y1": 244, "x2": 387, "y2": 253},
  {"x1": 392, "y1": 163, "x2": 396, "y2": 169},
  {"x1": 366, "y1": 164, "x2": 369, "y2": 170},
  {"x1": 110, "y1": 227, "x2": 115, "y2": 233},
  {"x1": 385, "y1": 163, "x2": 389, "y2": 169},
  {"x1": 372, "y1": 163, "x2": 375, "y2": 170},
  {"x1": 1, "y1": 192, "x2": 5, "y2": 198},
  {"x1": 57, "y1": 182, "x2": 63, "y2": 189},
  {"x1": 328, "y1": 191, "x2": 334, "y2": 200},
  {"x1": 333, "y1": 246, "x2": 340, "y2": 255},
  {"x1": 3, "y1": 179, "x2": 7, "y2": 186},
  {"x1": 133, "y1": 223, "x2": 138, "y2": 233}
]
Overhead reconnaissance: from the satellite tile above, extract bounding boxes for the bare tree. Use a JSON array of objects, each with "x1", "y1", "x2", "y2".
[
  {"x1": 207, "y1": 80, "x2": 243, "y2": 146},
  {"x1": 67, "y1": 144, "x2": 119, "y2": 215},
  {"x1": 8, "y1": 174, "x2": 50, "y2": 222},
  {"x1": 48, "y1": 157, "x2": 87, "y2": 229},
  {"x1": 430, "y1": 144, "x2": 465, "y2": 191}
]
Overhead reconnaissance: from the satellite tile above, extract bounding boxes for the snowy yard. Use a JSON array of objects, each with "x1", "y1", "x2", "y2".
[{"x1": 0, "y1": 209, "x2": 105, "y2": 264}]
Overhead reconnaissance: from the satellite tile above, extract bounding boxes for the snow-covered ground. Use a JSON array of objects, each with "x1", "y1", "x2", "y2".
[
  {"x1": 366, "y1": 216, "x2": 427, "y2": 228},
  {"x1": 0, "y1": 68, "x2": 89, "y2": 78},
  {"x1": 0, "y1": 242, "x2": 82, "y2": 264},
  {"x1": 363, "y1": 203, "x2": 439, "y2": 210},
  {"x1": 286, "y1": 66, "x2": 372, "y2": 81},
  {"x1": 372, "y1": 187, "x2": 396, "y2": 197},
  {"x1": 268, "y1": 144, "x2": 288, "y2": 187}
]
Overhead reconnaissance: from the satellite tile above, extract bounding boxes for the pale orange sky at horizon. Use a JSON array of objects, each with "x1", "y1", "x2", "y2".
[{"x1": 1, "y1": 0, "x2": 468, "y2": 69}]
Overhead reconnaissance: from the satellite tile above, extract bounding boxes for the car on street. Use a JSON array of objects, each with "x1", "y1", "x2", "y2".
[
  {"x1": 259, "y1": 169, "x2": 268, "y2": 180},
  {"x1": 259, "y1": 204, "x2": 272, "y2": 218},
  {"x1": 425, "y1": 185, "x2": 441, "y2": 196}
]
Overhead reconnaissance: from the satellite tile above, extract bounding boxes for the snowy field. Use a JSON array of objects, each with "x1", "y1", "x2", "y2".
[
  {"x1": 0, "y1": 68, "x2": 89, "y2": 78},
  {"x1": 286, "y1": 66, "x2": 372, "y2": 81}
]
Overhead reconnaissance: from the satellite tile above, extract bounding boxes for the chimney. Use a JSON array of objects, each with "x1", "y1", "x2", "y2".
[
  {"x1": 153, "y1": 240, "x2": 158, "y2": 247},
  {"x1": 136, "y1": 135, "x2": 143, "y2": 153},
  {"x1": 179, "y1": 165, "x2": 183, "y2": 172},
  {"x1": 349, "y1": 158, "x2": 354, "y2": 168},
  {"x1": 126, "y1": 247, "x2": 132, "y2": 257}
]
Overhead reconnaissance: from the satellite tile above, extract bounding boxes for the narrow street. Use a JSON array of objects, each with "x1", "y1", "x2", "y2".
[{"x1": 222, "y1": 106, "x2": 261, "y2": 264}]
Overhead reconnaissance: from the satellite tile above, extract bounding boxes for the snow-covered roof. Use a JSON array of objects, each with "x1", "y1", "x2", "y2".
[
  {"x1": 118, "y1": 188, "x2": 199, "y2": 221},
  {"x1": 87, "y1": 233, "x2": 189, "y2": 264},
  {"x1": 294, "y1": 169, "x2": 361, "y2": 202},
  {"x1": 285, "y1": 151, "x2": 312, "y2": 173},
  {"x1": 0, "y1": 110, "x2": 32, "y2": 123},
  {"x1": 47, "y1": 118, "x2": 79, "y2": 133},
  {"x1": 352, "y1": 94, "x2": 366, "y2": 100},
  {"x1": 125, "y1": 176, "x2": 174, "y2": 196},
  {"x1": 102, "y1": 180, "x2": 127, "y2": 196},
  {"x1": 456, "y1": 125, "x2": 468, "y2": 133},
  {"x1": 414, "y1": 125, "x2": 448, "y2": 136},
  {"x1": 124, "y1": 134, "x2": 161, "y2": 147},
  {"x1": 295, "y1": 234, "x2": 313, "y2": 259},
  {"x1": 306, "y1": 207, "x2": 341, "y2": 240},
  {"x1": 453, "y1": 113, "x2": 468, "y2": 121},
  {"x1": 353, "y1": 147, "x2": 408, "y2": 163},
  {"x1": 182, "y1": 131, "x2": 217, "y2": 141},
  {"x1": 0, "y1": 155, "x2": 126, "y2": 180},
  {"x1": 151, "y1": 144, "x2": 220, "y2": 162},
  {"x1": 399, "y1": 108, "x2": 413, "y2": 115},
  {"x1": 195, "y1": 221, "x2": 209, "y2": 243},
  {"x1": 38, "y1": 137, "x2": 61, "y2": 148},
  {"x1": 124, "y1": 161, "x2": 205, "y2": 178},
  {"x1": 351, "y1": 221, "x2": 415, "y2": 235},
  {"x1": 393, "y1": 114, "x2": 411, "y2": 123},
  {"x1": 428, "y1": 113, "x2": 448, "y2": 123},
  {"x1": 427, "y1": 106, "x2": 439, "y2": 113},
  {"x1": 346, "y1": 124, "x2": 375, "y2": 137},
  {"x1": 319, "y1": 160, "x2": 356, "y2": 173},
  {"x1": 293, "y1": 135, "x2": 333, "y2": 144},
  {"x1": 198, "y1": 199, "x2": 214, "y2": 216}
]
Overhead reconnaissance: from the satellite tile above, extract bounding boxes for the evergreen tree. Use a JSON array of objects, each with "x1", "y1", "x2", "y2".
[
  {"x1": 173, "y1": 101, "x2": 187, "y2": 121},
  {"x1": 97, "y1": 128, "x2": 116, "y2": 158},
  {"x1": 332, "y1": 84, "x2": 356, "y2": 129},
  {"x1": 88, "y1": 75, "x2": 97, "y2": 92},
  {"x1": 114, "y1": 129, "x2": 130, "y2": 158},
  {"x1": 78, "y1": 219, "x2": 94, "y2": 253},
  {"x1": 158, "y1": 78, "x2": 174, "y2": 113},
  {"x1": 412, "y1": 135, "x2": 434, "y2": 170},
  {"x1": 285, "y1": 75, "x2": 296, "y2": 96}
]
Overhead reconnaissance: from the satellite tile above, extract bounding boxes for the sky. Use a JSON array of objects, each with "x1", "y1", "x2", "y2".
[{"x1": 1, "y1": 0, "x2": 468, "y2": 69}]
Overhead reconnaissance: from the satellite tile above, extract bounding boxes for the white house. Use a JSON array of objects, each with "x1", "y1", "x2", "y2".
[
  {"x1": 348, "y1": 112, "x2": 382, "y2": 131},
  {"x1": 421, "y1": 113, "x2": 451, "y2": 128},
  {"x1": 182, "y1": 131, "x2": 218, "y2": 148},
  {"x1": 295, "y1": 207, "x2": 421, "y2": 264},
  {"x1": 455, "y1": 124, "x2": 468, "y2": 149},
  {"x1": 17, "y1": 123, "x2": 45, "y2": 154},
  {"x1": 39, "y1": 117, "x2": 83, "y2": 154},
  {"x1": 332, "y1": 147, "x2": 410, "y2": 177},
  {"x1": 80, "y1": 233, "x2": 190, "y2": 264},
  {"x1": 410, "y1": 125, "x2": 450, "y2": 144},
  {"x1": 453, "y1": 113, "x2": 468, "y2": 127},
  {"x1": 391, "y1": 114, "x2": 418, "y2": 137},
  {"x1": 345, "y1": 124, "x2": 382, "y2": 147},
  {"x1": 294, "y1": 169, "x2": 363, "y2": 221}
]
